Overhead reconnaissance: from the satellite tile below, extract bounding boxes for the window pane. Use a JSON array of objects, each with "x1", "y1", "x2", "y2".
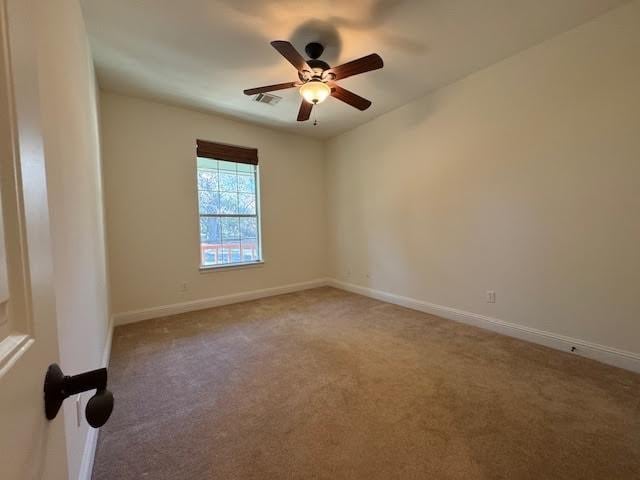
[
  {"x1": 200, "y1": 217, "x2": 221, "y2": 243},
  {"x1": 197, "y1": 157, "x2": 218, "y2": 170},
  {"x1": 202, "y1": 247, "x2": 217, "y2": 266},
  {"x1": 238, "y1": 193, "x2": 256, "y2": 214},
  {"x1": 240, "y1": 238, "x2": 259, "y2": 262},
  {"x1": 221, "y1": 217, "x2": 240, "y2": 242},
  {"x1": 218, "y1": 160, "x2": 237, "y2": 172},
  {"x1": 197, "y1": 170, "x2": 218, "y2": 191},
  {"x1": 219, "y1": 172, "x2": 238, "y2": 192},
  {"x1": 219, "y1": 192, "x2": 238, "y2": 214},
  {"x1": 237, "y1": 174, "x2": 255, "y2": 193},
  {"x1": 218, "y1": 247, "x2": 230, "y2": 264},
  {"x1": 200, "y1": 217, "x2": 220, "y2": 267},
  {"x1": 243, "y1": 249, "x2": 257, "y2": 261},
  {"x1": 198, "y1": 190, "x2": 219, "y2": 214},
  {"x1": 239, "y1": 217, "x2": 257, "y2": 240},
  {"x1": 236, "y1": 163, "x2": 253, "y2": 173},
  {"x1": 216, "y1": 244, "x2": 239, "y2": 264}
]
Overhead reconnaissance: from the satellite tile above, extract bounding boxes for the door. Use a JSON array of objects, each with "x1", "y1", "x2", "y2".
[{"x1": 0, "y1": 0, "x2": 68, "y2": 478}]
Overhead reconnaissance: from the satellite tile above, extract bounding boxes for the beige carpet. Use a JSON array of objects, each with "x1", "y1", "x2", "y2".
[{"x1": 93, "y1": 287, "x2": 640, "y2": 479}]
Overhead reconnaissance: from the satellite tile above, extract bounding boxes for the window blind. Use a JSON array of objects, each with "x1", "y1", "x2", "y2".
[{"x1": 196, "y1": 139, "x2": 258, "y2": 165}]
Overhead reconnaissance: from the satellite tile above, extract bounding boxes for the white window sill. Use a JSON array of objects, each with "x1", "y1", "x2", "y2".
[{"x1": 199, "y1": 260, "x2": 264, "y2": 273}]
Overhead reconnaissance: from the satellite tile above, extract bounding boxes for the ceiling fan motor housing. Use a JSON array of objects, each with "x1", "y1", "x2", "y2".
[
  {"x1": 305, "y1": 42, "x2": 324, "y2": 60},
  {"x1": 299, "y1": 58, "x2": 332, "y2": 81},
  {"x1": 301, "y1": 43, "x2": 331, "y2": 80},
  {"x1": 307, "y1": 59, "x2": 330, "y2": 71}
]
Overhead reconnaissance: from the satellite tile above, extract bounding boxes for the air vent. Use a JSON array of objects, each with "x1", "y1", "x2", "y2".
[{"x1": 253, "y1": 93, "x2": 282, "y2": 106}]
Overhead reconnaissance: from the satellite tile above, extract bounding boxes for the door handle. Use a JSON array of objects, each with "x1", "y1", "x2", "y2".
[{"x1": 44, "y1": 363, "x2": 114, "y2": 428}]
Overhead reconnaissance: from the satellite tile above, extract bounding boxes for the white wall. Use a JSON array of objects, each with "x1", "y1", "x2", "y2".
[
  {"x1": 325, "y1": 1, "x2": 640, "y2": 355},
  {"x1": 36, "y1": 1, "x2": 110, "y2": 478},
  {"x1": 100, "y1": 92, "x2": 327, "y2": 315}
]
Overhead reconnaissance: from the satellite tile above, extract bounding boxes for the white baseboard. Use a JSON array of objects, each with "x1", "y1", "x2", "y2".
[
  {"x1": 113, "y1": 278, "x2": 330, "y2": 326},
  {"x1": 328, "y1": 279, "x2": 640, "y2": 373},
  {"x1": 77, "y1": 316, "x2": 114, "y2": 480}
]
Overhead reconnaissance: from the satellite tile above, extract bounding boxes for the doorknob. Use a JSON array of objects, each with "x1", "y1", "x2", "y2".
[{"x1": 44, "y1": 363, "x2": 114, "y2": 428}]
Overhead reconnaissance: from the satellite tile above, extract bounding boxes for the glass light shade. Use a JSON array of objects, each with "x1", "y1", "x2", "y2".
[{"x1": 299, "y1": 80, "x2": 331, "y2": 104}]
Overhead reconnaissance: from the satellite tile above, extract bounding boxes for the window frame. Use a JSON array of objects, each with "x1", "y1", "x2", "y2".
[{"x1": 196, "y1": 153, "x2": 263, "y2": 272}]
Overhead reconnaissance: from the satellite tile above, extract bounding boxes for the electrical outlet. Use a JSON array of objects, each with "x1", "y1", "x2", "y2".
[
  {"x1": 486, "y1": 290, "x2": 496, "y2": 303},
  {"x1": 180, "y1": 281, "x2": 188, "y2": 292}
]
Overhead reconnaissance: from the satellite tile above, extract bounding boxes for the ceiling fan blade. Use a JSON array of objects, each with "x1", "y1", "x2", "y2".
[
  {"x1": 271, "y1": 40, "x2": 311, "y2": 72},
  {"x1": 330, "y1": 84, "x2": 372, "y2": 111},
  {"x1": 297, "y1": 100, "x2": 313, "y2": 122},
  {"x1": 330, "y1": 53, "x2": 383, "y2": 81},
  {"x1": 243, "y1": 82, "x2": 298, "y2": 96}
]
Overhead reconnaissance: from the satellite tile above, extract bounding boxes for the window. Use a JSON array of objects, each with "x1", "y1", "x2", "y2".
[{"x1": 196, "y1": 140, "x2": 261, "y2": 269}]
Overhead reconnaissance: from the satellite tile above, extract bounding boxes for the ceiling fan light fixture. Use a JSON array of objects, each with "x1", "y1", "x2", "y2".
[{"x1": 299, "y1": 80, "x2": 331, "y2": 105}]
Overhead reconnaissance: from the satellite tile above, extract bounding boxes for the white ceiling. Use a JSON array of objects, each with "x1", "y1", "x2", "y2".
[{"x1": 82, "y1": 0, "x2": 628, "y2": 139}]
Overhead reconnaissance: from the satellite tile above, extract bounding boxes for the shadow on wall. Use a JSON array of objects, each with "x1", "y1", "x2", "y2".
[
  {"x1": 400, "y1": 89, "x2": 443, "y2": 128},
  {"x1": 355, "y1": 84, "x2": 445, "y2": 139}
]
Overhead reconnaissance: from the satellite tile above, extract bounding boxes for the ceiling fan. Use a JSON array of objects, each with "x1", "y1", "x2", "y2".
[{"x1": 244, "y1": 41, "x2": 383, "y2": 122}]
